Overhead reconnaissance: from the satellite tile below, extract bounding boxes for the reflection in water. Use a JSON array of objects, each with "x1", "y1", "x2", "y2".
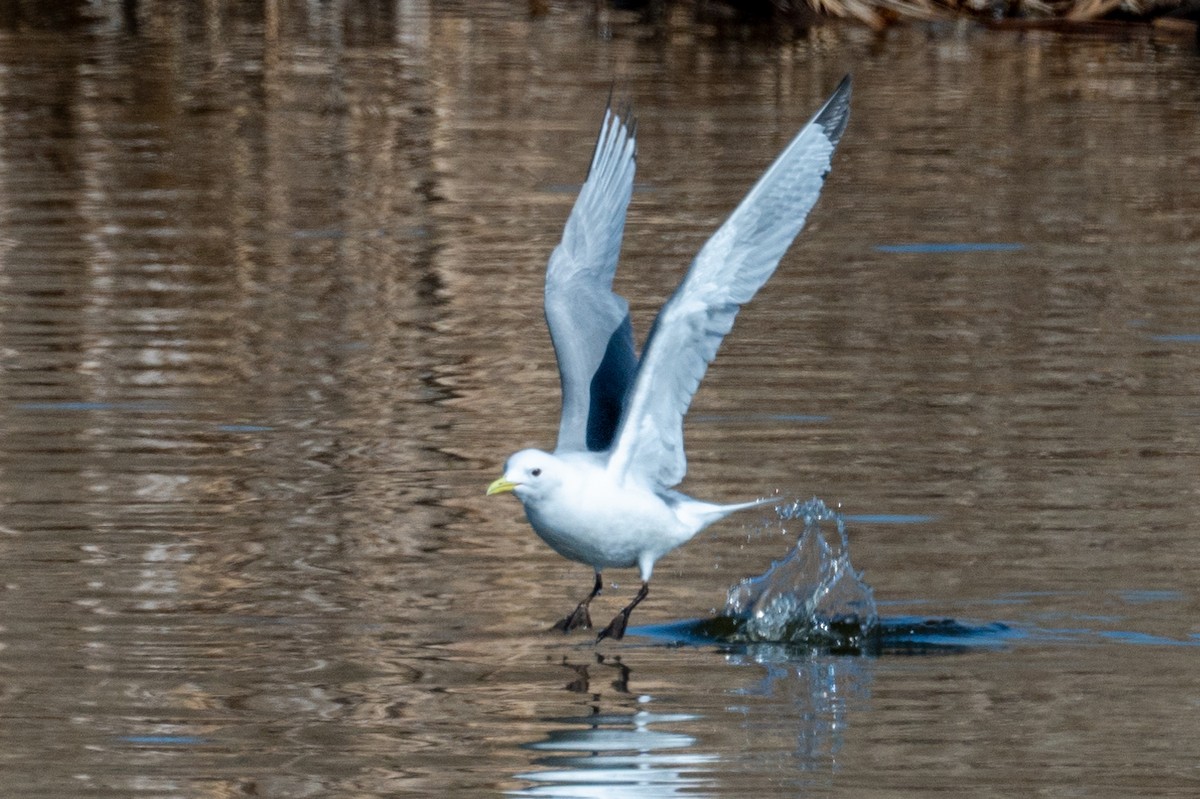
[
  {"x1": 514, "y1": 654, "x2": 718, "y2": 797},
  {"x1": 729, "y1": 648, "x2": 873, "y2": 777},
  {"x1": 513, "y1": 650, "x2": 873, "y2": 796}
]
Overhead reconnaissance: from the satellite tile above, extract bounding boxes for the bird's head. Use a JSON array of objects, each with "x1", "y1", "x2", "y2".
[{"x1": 486, "y1": 449, "x2": 562, "y2": 504}]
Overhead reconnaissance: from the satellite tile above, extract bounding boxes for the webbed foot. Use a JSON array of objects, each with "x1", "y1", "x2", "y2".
[
  {"x1": 596, "y1": 610, "x2": 629, "y2": 641},
  {"x1": 596, "y1": 581, "x2": 649, "y2": 643},
  {"x1": 552, "y1": 603, "x2": 593, "y2": 632},
  {"x1": 550, "y1": 572, "x2": 603, "y2": 634}
]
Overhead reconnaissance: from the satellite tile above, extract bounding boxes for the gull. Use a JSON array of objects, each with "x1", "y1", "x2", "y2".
[{"x1": 488, "y1": 77, "x2": 852, "y2": 641}]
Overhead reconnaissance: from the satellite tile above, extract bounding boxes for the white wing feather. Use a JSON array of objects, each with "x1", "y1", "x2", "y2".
[
  {"x1": 545, "y1": 102, "x2": 639, "y2": 453},
  {"x1": 607, "y1": 76, "x2": 852, "y2": 487}
]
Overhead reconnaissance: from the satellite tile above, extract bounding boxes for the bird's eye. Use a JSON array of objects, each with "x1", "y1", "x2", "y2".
[{"x1": 531, "y1": 468, "x2": 542, "y2": 477}]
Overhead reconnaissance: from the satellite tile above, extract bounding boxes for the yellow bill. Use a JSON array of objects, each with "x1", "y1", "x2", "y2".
[{"x1": 486, "y1": 476, "x2": 519, "y2": 496}]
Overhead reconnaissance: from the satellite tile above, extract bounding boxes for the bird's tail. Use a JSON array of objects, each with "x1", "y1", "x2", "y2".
[
  {"x1": 677, "y1": 494, "x2": 778, "y2": 532},
  {"x1": 720, "y1": 495, "x2": 779, "y2": 518}
]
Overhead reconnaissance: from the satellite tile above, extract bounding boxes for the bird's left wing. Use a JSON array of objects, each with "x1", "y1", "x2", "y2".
[
  {"x1": 545, "y1": 100, "x2": 640, "y2": 454},
  {"x1": 607, "y1": 76, "x2": 852, "y2": 488}
]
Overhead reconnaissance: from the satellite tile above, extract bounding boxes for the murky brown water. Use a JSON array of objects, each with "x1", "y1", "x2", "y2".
[{"x1": 1, "y1": 2, "x2": 1198, "y2": 796}]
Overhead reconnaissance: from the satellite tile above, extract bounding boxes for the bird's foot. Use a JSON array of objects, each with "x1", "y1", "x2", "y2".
[
  {"x1": 596, "y1": 610, "x2": 630, "y2": 642},
  {"x1": 551, "y1": 602, "x2": 593, "y2": 633},
  {"x1": 596, "y1": 582, "x2": 648, "y2": 642}
]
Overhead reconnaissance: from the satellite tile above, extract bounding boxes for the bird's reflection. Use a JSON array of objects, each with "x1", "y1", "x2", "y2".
[
  {"x1": 512, "y1": 653, "x2": 719, "y2": 797},
  {"x1": 512, "y1": 647, "x2": 873, "y2": 796}
]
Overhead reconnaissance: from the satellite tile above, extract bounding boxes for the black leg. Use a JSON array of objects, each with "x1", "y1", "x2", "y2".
[
  {"x1": 552, "y1": 572, "x2": 603, "y2": 632},
  {"x1": 597, "y1": 582, "x2": 649, "y2": 642}
]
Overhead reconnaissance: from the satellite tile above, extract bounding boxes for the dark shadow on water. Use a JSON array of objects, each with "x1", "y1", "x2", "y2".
[
  {"x1": 627, "y1": 601, "x2": 1200, "y2": 654},
  {"x1": 634, "y1": 615, "x2": 1015, "y2": 656}
]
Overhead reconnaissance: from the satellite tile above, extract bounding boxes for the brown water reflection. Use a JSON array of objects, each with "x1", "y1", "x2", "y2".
[{"x1": 0, "y1": 2, "x2": 1199, "y2": 797}]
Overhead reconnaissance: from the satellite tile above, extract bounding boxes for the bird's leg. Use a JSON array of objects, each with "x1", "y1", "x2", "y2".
[
  {"x1": 597, "y1": 582, "x2": 649, "y2": 642},
  {"x1": 552, "y1": 572, "x2": 603, "y2": 633}
]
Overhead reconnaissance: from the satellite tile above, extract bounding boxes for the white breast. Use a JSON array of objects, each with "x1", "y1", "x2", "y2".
[{"x1": 523, "y1": 467, "x2": 691, "y2": 571}]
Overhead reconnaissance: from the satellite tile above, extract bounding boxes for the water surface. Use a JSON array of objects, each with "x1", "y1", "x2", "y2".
[{"x1": 0, "y1": 3, "x2": 1199, "y2": 797}]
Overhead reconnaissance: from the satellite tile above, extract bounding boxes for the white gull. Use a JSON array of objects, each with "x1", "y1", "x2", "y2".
[{"x1": 488, "y1": 77, "x2": 852, "y2": 640}]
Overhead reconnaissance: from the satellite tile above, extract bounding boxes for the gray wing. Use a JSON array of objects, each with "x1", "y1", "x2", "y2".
[
  {"x1": 545, "y1": 100, "x2": 639, "y2": 454},
  {"x1": 607, "y1": 75, "x2": 852, "y2": 487}
]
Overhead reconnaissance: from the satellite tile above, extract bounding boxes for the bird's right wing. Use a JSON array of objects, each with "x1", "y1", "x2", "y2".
[
  {"x1": 607, "y1": 76, "x2": 852, "y2": 488},
  {"x1": 545, "y1": 101, "x2": 640, "y2": 454}
]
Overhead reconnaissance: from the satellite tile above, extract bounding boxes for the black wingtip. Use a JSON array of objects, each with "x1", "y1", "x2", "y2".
[
  {"x1": 613, "y1": 88, "x2": 636, "y2": 141},
  {"x1": 586, "y1": 85, "x2": 637, "y2": 179},
  {"x1": 814, "y1": 74, "x2": 852, "y2": 147}
]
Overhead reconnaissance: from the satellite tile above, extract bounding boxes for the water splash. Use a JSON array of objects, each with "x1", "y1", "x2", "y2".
[{"x1": 722, "y1": 498, "x2": 879, "y2": 649}]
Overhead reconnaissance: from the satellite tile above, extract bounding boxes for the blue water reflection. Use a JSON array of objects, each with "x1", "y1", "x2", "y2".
[{"x1": 1149, "y1": 333, "x2": 1200, "y2": 343}]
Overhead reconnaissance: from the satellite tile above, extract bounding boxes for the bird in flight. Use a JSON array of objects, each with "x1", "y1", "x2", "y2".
[{"x1": 488, "y1": 77, "x2": 852, "y2": 641}]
